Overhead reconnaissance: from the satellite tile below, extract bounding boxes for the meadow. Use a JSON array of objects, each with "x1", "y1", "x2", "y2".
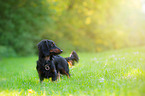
[{"x1": 0, "y1": 47, "x2": 145, "y2": 96}]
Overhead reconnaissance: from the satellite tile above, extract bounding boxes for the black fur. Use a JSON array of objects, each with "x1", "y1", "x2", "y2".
[
  {"x1": 36, "y1": 39, "x2": 79, "y2": 82},
  {"x1": 37, "y1": 40, "x2": 62, "y2": 63},
  {"x1": 36, "y1": 59, "x2": 57, "y2": 82},
  {"x1": 36, "y1": 40, "x2": 62, "y2": 82},
  {"x1": 53, "y1": 55, "x2": 70, "y2": 77}
]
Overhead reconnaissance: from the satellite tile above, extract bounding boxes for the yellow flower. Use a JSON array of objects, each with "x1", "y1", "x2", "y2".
[{"x1": 28, "y1": 89, "x2": 33, "y2": 93}]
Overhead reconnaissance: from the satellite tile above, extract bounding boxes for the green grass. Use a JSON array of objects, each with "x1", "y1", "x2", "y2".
[{"x1": 0, "y1": 47, "x2": 145, "y2": 96}]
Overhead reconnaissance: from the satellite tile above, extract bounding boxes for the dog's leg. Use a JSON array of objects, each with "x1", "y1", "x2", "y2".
[
  {"x1": 39, "y1": 75, "x2": 44, "y2": 83},
  {"x1": 38, "y1": 71, "x2": 44, "y2": 83},
  {"x1": 57, "y1": 71, "x2": 60, "y2": 80},
  {"x1": 52, "y1": 70, "x2": 57, "y2": 81},
  {"x1": 61, "y1": 69, "x2": 70, "y2": 78}
]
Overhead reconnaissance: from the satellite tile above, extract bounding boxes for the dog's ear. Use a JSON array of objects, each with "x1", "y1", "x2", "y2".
[
  {"x1": 37, "y1": 40, "x2": 50, "y2": 56},
  {"x1": 46, "y1": 40, "x2": 50, "y2": 49}
]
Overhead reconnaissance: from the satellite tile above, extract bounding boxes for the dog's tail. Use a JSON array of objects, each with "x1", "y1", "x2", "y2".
[{"x1": 65, "y1": 51, "x2": 79, "y2": 67}]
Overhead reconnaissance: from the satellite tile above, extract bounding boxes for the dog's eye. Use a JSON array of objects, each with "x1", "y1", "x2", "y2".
[{"x1": 51, "y1": 43, "x2": 55, "y2": 46}]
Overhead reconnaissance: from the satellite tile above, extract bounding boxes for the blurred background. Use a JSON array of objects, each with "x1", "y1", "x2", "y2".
[{"x1": 0, "y1": 0, "x2": 145, "y2": 57}]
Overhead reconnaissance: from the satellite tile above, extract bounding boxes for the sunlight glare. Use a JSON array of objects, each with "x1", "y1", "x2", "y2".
[{"x1": 141, "y1": 0, "x2": 145, "y2": 13}]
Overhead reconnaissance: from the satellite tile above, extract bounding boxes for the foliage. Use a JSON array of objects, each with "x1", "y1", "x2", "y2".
[
  {"x1": 0, "y1": 0, "x2": 52, "y2": 56},
  {"x1": 0, "y1": 47, "x2": 145, "y2": 95},
  {"x1": 0, "y1": 0, "x2": 145, "y2": 56},
  {"x1": 0, "y1": 46, "x2": 16, "y2": 57}
]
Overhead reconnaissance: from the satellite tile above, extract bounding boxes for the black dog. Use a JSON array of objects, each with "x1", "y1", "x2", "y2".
[
  {"x1": 36, "y1": 39, "x2": 79, "y2": 82},
  {"x1": 36, "y1": 40, "x2": 62, "y2": 82}
]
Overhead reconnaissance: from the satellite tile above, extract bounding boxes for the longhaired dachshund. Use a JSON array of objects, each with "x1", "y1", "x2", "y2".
[{"x1": 36, "y1": 39, "x2": 79, "y2": 82}]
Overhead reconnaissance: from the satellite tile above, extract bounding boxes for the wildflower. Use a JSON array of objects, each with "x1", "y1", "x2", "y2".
[
  {"x1": 112, "y1": 55, "x2": 115, "y2": 57},
  {"x1": 114, "y1": 58, "x2": 117, "y2": 61},
  {"x1": 127, "y1": 74, "x2": 131, "y2": 78},
  {"x1": 96, "y1": 61, "x2": 99, "y2": 63},
  {"x1": 28, "y1": 89, "x2": 34, "y2": 93},
  {"x1": 93, "y1": 57, "x2": 97, "y2": 60},
  {"x1": 99, "y1": 78, "x2": 105, "y2": 82},
  {"x1": 133, "y1": 52, "x2": 139, "y2": 54},
  {"x1": 140, "y1": 58, "x2": 143, "y2": 61},
  {"x1": 104, "y1": 64, "x2": 107, "y2": 67}
]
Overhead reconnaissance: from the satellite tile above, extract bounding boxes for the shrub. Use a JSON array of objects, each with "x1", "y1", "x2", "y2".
[{"x1": 0, "y1": 46, "x2": 17, "y2": 57}]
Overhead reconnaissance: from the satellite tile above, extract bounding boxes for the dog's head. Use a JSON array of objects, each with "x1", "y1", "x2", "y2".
[{"x1": 37, "y1": 39, "x2": 63, "y2": 57}]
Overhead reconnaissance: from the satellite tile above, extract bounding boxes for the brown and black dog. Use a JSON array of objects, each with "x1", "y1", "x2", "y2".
[{"x1": 36, "y1": 39, "x2": 79, "y2": 83}]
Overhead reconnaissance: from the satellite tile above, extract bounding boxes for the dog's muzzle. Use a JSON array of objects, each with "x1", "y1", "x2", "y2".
[{"x1": 50, "y1": 48, "x2": 63, "y2": 54}]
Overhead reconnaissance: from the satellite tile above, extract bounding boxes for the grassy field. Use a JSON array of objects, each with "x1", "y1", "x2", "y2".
[{"x1": 0, "y1": 47, "x2": 145, "y2": 96}]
